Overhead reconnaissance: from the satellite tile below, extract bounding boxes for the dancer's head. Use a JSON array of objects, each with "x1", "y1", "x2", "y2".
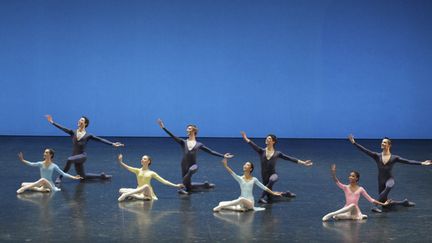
[
  {"x1": 381, "y1": 137, "x2": 392, "y2": 150},
  {"x1": 78, "y1": 116, "x2": 90, "y2": 128},
  {"x1": 265, "y1": 134, "x2": 277, "y2": 146},
  {"x1": 186, "y1": 124, "x2": 198, "y2": 136},
  {"x1": 243, "y1": 161, "x2": 254, "y2": 173},
  {"x1": 44, "y1": 148, "x2": 55, "y2": 159},
  {"x1": 141, "y1": 155, "x2": 152, "y2": 166},
  {"x1": 349, "y1": 171, "x2": 360, "y2": 183}
]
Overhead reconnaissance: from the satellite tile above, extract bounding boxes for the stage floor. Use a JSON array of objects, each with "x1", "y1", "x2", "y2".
[{"x1": 0, "y1": 136, "x2": 431, "y2": 242}]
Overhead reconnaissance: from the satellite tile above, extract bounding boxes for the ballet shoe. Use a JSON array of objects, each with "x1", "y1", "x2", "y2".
[
  {"x1": 371, "y1": 207, "x2": 382, "y2": 213},
  {"x1": 281, "y1": 191, "x2": 296, "y2": 198},
  {"x1": 402, "y1": 199, "x2": 416, "y2": 207},
  {"x1": 178, "y1": 189, "x2": 190, "y2": 195},
  {"x1": 100, "y1": 173, "x2": 112, "y2": 180},
  {"x1": 322, "y1": 215, "x2": 331, "y2": 222},
  {"x1": 213, "y1": 206, "x2": 221, "y2": 212},
  {"x1": 258, "y1": 198, "x2": 268, "y2": 204}
]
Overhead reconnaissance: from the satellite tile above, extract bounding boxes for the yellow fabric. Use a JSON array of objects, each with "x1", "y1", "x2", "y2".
[{"x1": 127, "y1": 166, "x2": 175, "y2": 200}]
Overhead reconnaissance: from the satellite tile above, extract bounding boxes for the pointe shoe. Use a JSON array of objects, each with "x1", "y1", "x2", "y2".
[
  {"x1": 371, "y1": 207, "x2": 382, "y2": 213},
  {"x1": 17, "y1": 188, "x2": 25, "y2": 194},
  {"x1": 118, "y1": 194, "x2": 128, "y2": 202},
  {"x1": 322, "y1": 215, "x2": 331, "y2": 222},
  {"x1": 402, "y1": 199, "x2": 416, "y2": 207},
  {"x1": 258, "y1": 198, "x2": 268, "y2": 204},
  {"x1": 213, "y1": 206, "x2": 221, "y2": 212},
  {"x1": 178, "y1": 189, "x2": 190, "y2": 195}
]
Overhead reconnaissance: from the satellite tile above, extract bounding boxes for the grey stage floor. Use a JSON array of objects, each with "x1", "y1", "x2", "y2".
[{"x1": 0, "y1": 136, "x2": 431, "y2": 242}]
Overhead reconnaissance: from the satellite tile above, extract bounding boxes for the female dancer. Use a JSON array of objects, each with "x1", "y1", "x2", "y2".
[
  {"x1": 322, "y1": 164, "x2": 388, "y2": 221},
  {"x1": 117, "y1": 154, "x2": 183, "y2": 201},
  {"x1": 46, "y1": 115, "x2": 124, "y2": 182},
  {"x1": 17, "y1": 150, "x2": 81, "y2": 193},
  {"x1": 157, "y1": 119, "x2": 233, "y2": 194},
  {"x1": 241, "y1": 131, "x2": 312, "y2": 204},
  {"x1": 348, "y1": 134, "x2": 431, "y2": 212},
  {"x1": 213, "y1": 158, "x2": 281, "y2": 212}
]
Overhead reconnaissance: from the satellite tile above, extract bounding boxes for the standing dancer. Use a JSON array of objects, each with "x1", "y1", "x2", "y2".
[
  {"x1": 213, "y1": 158, "x2": 282, "y2": 212},
  {"x1": 46, "y1": 115, "x2": 124, "y2": 182},
  {"x1": 117, "y1": 154, "x2": 183, "y2": 201},
  {"x1": 157, "y1": 119, "x2": 233, "y2": 194},
  {"x1": 241, "y1": 131, "x2": 312, "y2": 204},
  {"x1": 17, "y1": 150, "x2": 81, "y2": 193},
  {"x1": 348, "y1": 134, "x2": 431, "y2": 212},
  {"x1": 322, "y1": 164, "x2": 388, "y2": 221}
]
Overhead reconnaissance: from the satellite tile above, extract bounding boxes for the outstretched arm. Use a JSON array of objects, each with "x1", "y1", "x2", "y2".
[
  {"x1": 254, "y1": 178, "x2": 282, "y2": 197},
  {"x1": 395, "y1": 156, "x2": 431, "y2": 166},
  {"x1": 200, "y1": 145, "x2": 233, "y2": 158},
  {"x1": 46, "y1": 115, "x2": 74, "y2": 136},
  {"x1": 360, "y1": 188, "x2": 389, "y2": 206},
  {"x1": 157, "y1": 119, "x2": 183, "y2": 144},
  {"x1": 152, "y1": 172, "x2": 184, "y2": 188},
  {"x1": 221, "y1": 158, "x2": 235, "y2": 175},
  {"x1": 17, "y1": 152, "x2": 39, "y2": 167},
  {"x1": 279, "y1": 152, "x2": 313, "y2": 166},
  {"x1": 348, "y1": 134, "x2": 379, "y2": 159},
  {"x1": 90, "y1": 135, "x2": 124, "y2": 147},
  {"x1": 53, "y1": 164, "x2": 82, "y2": 180},
  {"x1": 117, "y1": 154, "x2": 137, "y2": 173}
]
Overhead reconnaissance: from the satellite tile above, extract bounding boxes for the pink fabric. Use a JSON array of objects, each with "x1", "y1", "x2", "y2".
[{"x1": 336, "y1": 181, "x2": 375, "y2": 217}]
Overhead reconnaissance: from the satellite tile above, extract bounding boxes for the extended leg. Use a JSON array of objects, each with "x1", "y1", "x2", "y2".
[
  {"x1": 322, "y1": 204, "x2": 358, "y2": 221},
  {"x1": 17, "y1": 178, "x2": 54, "y2": 194},
  {"x1": 118, "y1": 185, "x2": 152, "y2": 201},
  {"x1": 213, "y1": 197, "x2": 253, "y2": 212}
]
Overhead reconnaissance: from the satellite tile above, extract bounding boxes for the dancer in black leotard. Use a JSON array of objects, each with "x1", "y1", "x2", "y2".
[
  {"x1": 157, "y1": 119, "x2": 233, "y2": 194},
  {"x1": 241, "y1": 131, "x2": 312, "y2": 204},
  {"x1": 46, "y1": 115, "x2": 124, "y2": 182},
  {"x1": 348, "y1": 134, "x2": 431, "y2": 212}
]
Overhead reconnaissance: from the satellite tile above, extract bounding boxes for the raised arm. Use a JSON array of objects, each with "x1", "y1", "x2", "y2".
[
  {"x1": 46, "y1": 115, "x2": 74, "y2": 135},
  {"x1": 90, "y1": 135, "x2": 124, "y2": 147},
  {"x1": 331, "y1": 164, "x2": 345, "y2": 190},
  {"x1": 348, "y1": 134, "x2": 379, "y2": 159},
  {"x1": 157, "y1": 119, "x2": 183, "y2": 144},
  {"x1": 241, "y1": 132, "x2": 264, "y2": 154},
  {"x1": 17, "y1": 152, "x2": 39, "y2": 167},
  {"x1": 53, "y1": 164, "x2": 82, "y2": 180},
  {"x1": 152, "y1": 172, "x2": 183, "y2": 188},
  {"x1": 221, "y1": 158, "x2": 235, "y2": 175},
  {"x1": 117, "y1": 154, "x2": 137, "y2": 173}
]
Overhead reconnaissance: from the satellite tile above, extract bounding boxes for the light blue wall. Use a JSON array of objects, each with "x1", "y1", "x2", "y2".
[{"x1": 1, "y1": 0, "x2": 431, "y2": 138}]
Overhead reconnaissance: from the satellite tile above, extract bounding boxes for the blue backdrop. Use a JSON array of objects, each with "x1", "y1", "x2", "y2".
[{"x1": 1, "y1": 0, "x2": 431, "y2": 138}]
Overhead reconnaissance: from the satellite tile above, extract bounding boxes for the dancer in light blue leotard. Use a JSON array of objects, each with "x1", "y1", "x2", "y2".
[
  {"x1": 213, "y1": 158, "x2": 282, "y2": 212},
  {"x1": 17, "y1": 149, "x2": 81, "y2": 193}
]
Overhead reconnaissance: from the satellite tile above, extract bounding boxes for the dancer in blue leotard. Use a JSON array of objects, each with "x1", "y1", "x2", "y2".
[
  {"x1": 17, "y1": 149, "x2": 81, "y2": 193},
  {"x1": 213, "y1": 158, "x2": 282, "y2": 212},
  {"x1": 241, "y1": 131, "x2": 312, "y2": 204}
]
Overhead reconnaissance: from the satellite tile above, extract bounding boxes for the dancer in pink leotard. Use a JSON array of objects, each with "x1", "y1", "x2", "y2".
[{"x1": 322, "y1": 164, "x2": 389, "y2": 221}]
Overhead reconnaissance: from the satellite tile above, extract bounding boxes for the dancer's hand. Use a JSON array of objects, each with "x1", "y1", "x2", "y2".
[
  {"x1": 45, "y1": 114, "x2": 54, "y2": 123},
  {"x1": 300, "y1": 160, "x2": 313, "y2": 166},
  {"x1": 383, "y1": 200, "x2": 391, "y2": 206},
  {"x1": 224, "y1": 153, "x2": 234, "y2": 159},
  {"x1": 272, "y1": 191, "x2": 283, "y2": 197},
  {"x1": 118, "y1": 154, "x2": 123, "y2": 163},
  {"x1": 422, "y1": 160, "x2": 431, "y2": 166},
  {"x1": 73, "y1": 175, "x2": 83, "y2": 180},
  {"x1": 157, "y1": 119, "x2": 165, "y2": 128},
  {"x1": 348, "y1": 134, "x2": 355, "y2": 144},
  {"x1": 221, "y1": 158, "x2": 228, "y2": 165},
  {"x1": 240, "y1": 131, "x2": 250, "y2": 143},
  {"x1": 18, "y1": 152, "x2": 24, "y2": 162},
  {"x1": 331, "y1": 164, "x2": 336, "y2": 174},
  {"x1": 177, "y1": 184, "x2": 185, "y2": 189},
  {"x1": 113, "y1": 142, "x2": 124, "y2": 147}
]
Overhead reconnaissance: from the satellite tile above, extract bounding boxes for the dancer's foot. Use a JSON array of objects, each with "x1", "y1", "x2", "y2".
[
  {"x1": 118, "y1": 194, "x2": 128, "y2": 202},
  {"x1": 101, "y1": 173, "x2": 112, "y2": 180},
  {"x1": 178, "y1": 189, "x2": 190, "y2": 195},
  {"x1": 258, "y1": 198, "x2": 268, "y2": 204},
  {"x1": 402, "y1": 199, "x2": 416, "y2": 207},
  {"x1": 371, "y1": 206, "x2": 382, "y2": 213},
  {"x1": 16, "y1": 188, "x2": 25, "y2": 194},
  {"x1": 281, "y1": 191, "x2": 296, "y2": 198}
]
